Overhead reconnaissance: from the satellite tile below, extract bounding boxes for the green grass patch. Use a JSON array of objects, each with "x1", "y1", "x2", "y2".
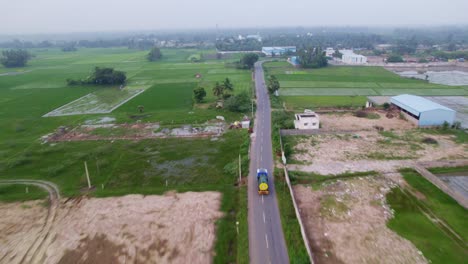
[
  {"x1": 399, "y1": 168, "x2": 468, "y2": 241},
  {"x1": 0, "y1": 184, "x2": 48, "y2": 202},
  {"x1": 236, "y1": 185, "x2": 249, "y2": 264},
  {"x1": 387, "y1": 187, "x2": 468, "y2": 264},
  {"x1": 282, "y1": 96, "x2": 367, "y2": 110},
  {"x1": 428, "y1": 166, "x2": 468, "y2": 175}
]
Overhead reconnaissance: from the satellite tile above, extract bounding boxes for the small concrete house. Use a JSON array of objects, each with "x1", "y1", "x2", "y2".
[{"x1": 294, "y1": 110, "x2": 320, "y2": 130}]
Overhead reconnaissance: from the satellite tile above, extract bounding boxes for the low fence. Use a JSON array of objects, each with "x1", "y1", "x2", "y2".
[
  {"x1": 280, "y1": 129, "x2": 359, "y2": 136},
  {"x1": 279, "y1": 133, "x2": 315, "y2": 264}
]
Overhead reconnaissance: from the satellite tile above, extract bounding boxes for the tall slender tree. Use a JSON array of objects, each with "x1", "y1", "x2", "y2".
[{"x1": 212, "y1": 82, "x2": 224, "y2": 99}]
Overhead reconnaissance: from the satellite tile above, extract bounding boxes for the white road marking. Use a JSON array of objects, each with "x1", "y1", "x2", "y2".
[
  {"x1": 262, "y1": 195, "x2": 264, "y2": 204},
  {"x1": 265, "y1": 234, "x2": 269, "y2": 249},
  {"x1": 260, "y1": 156, "x2": 262, "y2": 162},
  {"x1": 263, "y1": 211, "x2": 266, "y2": 223}
]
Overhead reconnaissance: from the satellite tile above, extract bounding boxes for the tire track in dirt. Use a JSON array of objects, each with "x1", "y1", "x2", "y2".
[{"x1": 0, "y1": 180, "x2": 60, "y2": 264}]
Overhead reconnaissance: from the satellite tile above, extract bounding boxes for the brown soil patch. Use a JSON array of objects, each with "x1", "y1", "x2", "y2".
[
  {"x1": 0, "y1": 192, "x2": 222, "y2": 264},
  {"x1": 290, "y1": 130, "x2": 467, "y2": 175},
  {"x1": 320, "y1": 112, "x2": 415, "y2": 131},
  {"x1": 294, "y1": 177, "x2": 427, "y2": 264},
  {"x1": 0, "y1": 200, "x2": 48, "y2": 263}
]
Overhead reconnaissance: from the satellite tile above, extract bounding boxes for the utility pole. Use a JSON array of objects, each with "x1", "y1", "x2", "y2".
[
  {"x1": 239, "y1": 154, "x2": 242, "y2": 183},
  {"x1": 84, "y1": 161, "x2": 91, "y2": 189}
]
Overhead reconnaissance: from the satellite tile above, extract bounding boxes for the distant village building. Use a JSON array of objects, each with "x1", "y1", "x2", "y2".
[
  {"x1": 262, "y1": 46, "x2": 296, "y2": 57},
  {"x1": 342, "y1": 53, "x2": 368, "y2": 64},
  {"x1": 337, "y1": 49, "x2": 367, "y2": 64},
  {"x1": 246, "y1": 35, "x2": 262, "y2": 42},
  {"x1": 294, "y1": 110, "x2": 320, "y2": 130}
]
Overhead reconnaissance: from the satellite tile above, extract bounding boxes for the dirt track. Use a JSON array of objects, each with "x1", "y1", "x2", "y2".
[{"x1": 0, "y1": 179, "x2": 60, "y2": 264}]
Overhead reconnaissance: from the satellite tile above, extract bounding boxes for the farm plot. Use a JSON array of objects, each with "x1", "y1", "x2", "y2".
[
  {"x1": 263, "y1": 63, "x2": 468, "y2": 103},
  {"x1": 43, "y1": 87, "x2": 147, "y2": 117}
]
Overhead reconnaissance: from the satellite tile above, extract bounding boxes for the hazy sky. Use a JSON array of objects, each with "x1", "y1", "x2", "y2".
[{"x1": 1, "y1": 0, "x2": 468, "y2": 34}]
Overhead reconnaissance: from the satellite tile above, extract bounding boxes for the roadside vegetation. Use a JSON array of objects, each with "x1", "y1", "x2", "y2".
[{"x1": 275, "y1": 169, "x2": 310, "y2": 264}]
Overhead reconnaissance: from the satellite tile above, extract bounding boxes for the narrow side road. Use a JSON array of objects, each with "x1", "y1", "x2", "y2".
[{"x1": 248, "y1": 61, "x2": 289, "y2": 264}]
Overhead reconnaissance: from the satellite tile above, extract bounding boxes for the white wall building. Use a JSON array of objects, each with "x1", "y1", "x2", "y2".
[
  {"x1": 294, "y1": 110, "x2": 320, "y2": 130},
  {"x1": 342, "y1": 53, "x2": 367, "y2": 64}
]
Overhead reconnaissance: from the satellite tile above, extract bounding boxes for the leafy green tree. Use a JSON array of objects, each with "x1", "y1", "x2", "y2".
[
  {"x1": 193, "y1": 87, "x2": 207, "y2": 103},
  {"x1": 0, "y1": 49, "x2": 32, "y2": 67},
  {"x1": 222, "y1": 78, "x2": 234, "y2": 92},
  {"x1": 147, "y1": 47, "x2": 162, "y2": 61},
  {"x1": 297, "y1": 46, "x2": 328, "y2": 68},
  {"x1": 267, "y1": 75, "x2": 280, "y2": 94},
  {"x1": 212, "y1": 82, "x2": 224, "y2": 99},
  {"x1": 386, "y1": 54, "x2": 404, "y2": 63},
  {"x1": 239, "y1": 53, "x2": 259, "y2": 69},
  {"x1": 224, "y1": 91, "x2": 251, "y2": 112},
  {"x1": 67, "y1": 67, "x2": 126, "y2": 86}
]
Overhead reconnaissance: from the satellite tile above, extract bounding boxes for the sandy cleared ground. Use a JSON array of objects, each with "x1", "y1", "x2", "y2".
[
  {"x1": 294, "y1": 177, "x2": 427, "y2": 264},
  {"x1": 0, "y1": 200, "x2": 48, "y2": 263},
  {"x1": 0, "y1": 192, "x2": 222, "y2": 264},
  {"x1": 289, "y1": 130, "x2": 467, "y2": 175},
  {"x1": 320, "y1": 112, "x2": 415, "y2": 131}
]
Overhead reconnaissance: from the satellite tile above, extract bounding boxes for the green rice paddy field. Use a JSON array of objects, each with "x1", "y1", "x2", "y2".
[
  {"x1": 0, "y1": 47, "x2": 251, "y2": 262},
  {"x1": 264, "y1": 61, "x2": 468, "y2": 110}
]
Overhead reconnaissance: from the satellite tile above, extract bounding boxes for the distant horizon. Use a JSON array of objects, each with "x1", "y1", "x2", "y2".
[{"x1": 1, "y1": 24, "x2": 468, "y2": 38}]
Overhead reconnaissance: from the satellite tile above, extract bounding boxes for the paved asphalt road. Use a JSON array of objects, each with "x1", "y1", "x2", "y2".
[{"x1": 248, "y1": 61, "x2": 289, "y2": 264}]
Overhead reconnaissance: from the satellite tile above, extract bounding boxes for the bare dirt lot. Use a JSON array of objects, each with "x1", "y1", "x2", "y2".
[
  {"x1": 289, "y1": 130, "x2": 467, "y2": 175},
  {"x1": 320, "y1": 112, "x2": 415, "y2": 131},
  {"x1": 0, "y1": 192, "x2": 222, "y2": 264},
  {"x1": 294, "y1": 177, "x2": 427, "y2": 264}
]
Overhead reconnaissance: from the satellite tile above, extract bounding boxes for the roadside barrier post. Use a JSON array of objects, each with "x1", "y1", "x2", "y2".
[{"x1": 84, "y1": 161, "x2": 91, "y2": 189}]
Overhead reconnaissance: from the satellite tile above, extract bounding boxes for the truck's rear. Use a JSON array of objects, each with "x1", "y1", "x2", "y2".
[{"x1": 257, "y1": 169, "x2": 269, "y2": 195}]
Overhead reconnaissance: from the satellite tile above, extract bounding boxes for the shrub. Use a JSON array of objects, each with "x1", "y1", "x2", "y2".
[
  {"x1": 442, "y1": 121, "x2": 450, "y2": 130},
  {"x1": 355, "y1": 110, "x2": 368, "y2": 118},
  {"x1": 451, "y1": 121, "x2": 462, "y2": 130},
  {"x1": 422, "y1": 137, "x2": 438, "y2": 144},
  {"x1": 383, "y1": 102, "x2": 390, "y2": 110}
]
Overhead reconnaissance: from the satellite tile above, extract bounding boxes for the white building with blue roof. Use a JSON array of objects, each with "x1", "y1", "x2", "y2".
[{"x1": 390, "y1": 94, "x2": 456, "y2": 127}]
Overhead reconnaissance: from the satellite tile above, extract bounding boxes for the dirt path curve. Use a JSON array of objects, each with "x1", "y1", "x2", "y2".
[{"x1": 0, "y1": 179, "x2": 60, "y2": 264}]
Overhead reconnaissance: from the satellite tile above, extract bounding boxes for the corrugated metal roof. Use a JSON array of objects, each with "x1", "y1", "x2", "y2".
[{"x1": 391, "y1": 94, "x2": 455, "y2": 115}]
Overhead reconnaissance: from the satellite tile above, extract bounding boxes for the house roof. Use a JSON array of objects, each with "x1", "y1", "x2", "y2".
[{"x1": 391, "y1": 94, "x2": 455, "y2": 116}]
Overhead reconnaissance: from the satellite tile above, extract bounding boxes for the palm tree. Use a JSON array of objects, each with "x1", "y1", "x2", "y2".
[
  {"x1": 212, "y1": 82, "x2": 224, "y2": 99},
  {"x1": 222, "y1": 78, "x2": 234, "y2": 92}
]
